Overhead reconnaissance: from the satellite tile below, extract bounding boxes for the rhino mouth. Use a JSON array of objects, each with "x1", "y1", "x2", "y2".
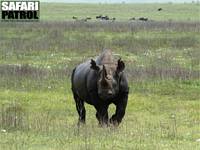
[{"x1": 98, "y1": 90, "x2": 115, "y2": 100}]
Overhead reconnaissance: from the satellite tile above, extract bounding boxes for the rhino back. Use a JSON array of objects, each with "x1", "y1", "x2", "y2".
[{"x1": 72, "y1": 60, "x2": 98, "y2": 102}]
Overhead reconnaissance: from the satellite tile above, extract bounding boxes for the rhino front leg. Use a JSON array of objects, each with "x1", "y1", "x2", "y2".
[
  {"x1": 110, "y1": 93, "x2": 128, "y2": 126},
  {"x1": 95, "y1": 105, "x2": 109, "y2": 126}
]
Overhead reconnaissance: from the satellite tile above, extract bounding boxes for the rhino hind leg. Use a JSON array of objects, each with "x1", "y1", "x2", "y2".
[{"x1": 73, "y1": 92, "x2": 86, "y2": 125}]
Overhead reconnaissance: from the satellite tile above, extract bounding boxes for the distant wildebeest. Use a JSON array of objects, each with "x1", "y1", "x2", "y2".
[
  {"x1": 96, "y1": 15, "x2": 110, "y2": 21},
  {"x1": 158, "y1": 8, "x2": 162, "y2": 11},
  {"x1": 96, "y1": 15, "x2": 102, "y2": 19},
  {"x1": 139, "y1": 17, "x2": 148, "y2": 21},
  {"x1": 129, "y1": 17, "x2": 135, "y2": 21},
  {"x1": 86, "y1": 17, "x2": 92, "y2": 20},
  {"x1": 71, "y1": 49, "x2": 129, "y2": 126},
  {"x1": 72, "y1": 16, "x2": 78, "y2": 20},
  {"x1": 83, "y1": 18, "x2": 88, "y2": 22},
  {"x1": 81, "y1": 17, "x2": 92, "y2": 22},
  {"x1": 111, "y1": 17, "x2": 116, "y2": 21},
  {"x1": 101, "y1": 15, "x2": 109, "y2": 20}
]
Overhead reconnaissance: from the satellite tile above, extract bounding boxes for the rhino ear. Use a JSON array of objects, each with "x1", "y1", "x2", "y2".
[
  {"x1": 90, "y1": 59, "x2": 100, "y2": 71},
  {"x1": 117, "y1": 58, "x2": 125, "y2": 73}
]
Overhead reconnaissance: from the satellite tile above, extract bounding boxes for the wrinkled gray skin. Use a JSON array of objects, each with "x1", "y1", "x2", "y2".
[{"x1": 71, "y1": 49, "x2": 129, "y2": 126}]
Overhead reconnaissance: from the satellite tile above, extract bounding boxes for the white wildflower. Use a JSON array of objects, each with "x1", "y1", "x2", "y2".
[
  {"x1": 196, "y1": 139, "x2": 200, "y2": 142},
  {"x1": 1, "y1": 129, "x2": 6, "y2": 133},
  {"x1": 171, "y1": 114, "x2": 175, "y2": 118}
]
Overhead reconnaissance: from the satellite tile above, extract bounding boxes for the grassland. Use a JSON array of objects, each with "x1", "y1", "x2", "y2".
[
  {"x1": 41, "y1": 3, "x2": 200, "y2": 21},
  {"x1": 0, "y1": 3, "x2": 200, "y2": 150}
]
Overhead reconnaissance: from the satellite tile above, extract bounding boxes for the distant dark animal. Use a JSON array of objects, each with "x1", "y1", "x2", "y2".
[
  {"x1": 96, "y1": 15, "x2": 102, "y2": 19},
  {"x1": 86, "y1": 17, "x2": 92, "y2": 20},
  {"x1": 139, "y1": 17, "x2": 148, "y2": 21},
  {"x1": 72, "y1": 16, "x2": 78, "y2": 20},
  {"x1": 81, "y1": 17, "x2": 92, "y2": 22},
  {"x1": 71, "y1": 49, "x2": 129, "y2": 126},
  {"x1": 129, "y1": 17, "x2": 135, "y2": 20},
  {"x1": 111, "y1": 17, "x2": 116, "y2": 21},
  {"x1": 158, "y1": 8, "x2": 162, "y2": 11},
  {"x1": 101, "y1": 15, "x2": 109, "y2": 20},
  {"x1": 83, "y1": 18, "x2": 88, "y2": 22},
  {"x1": 96, "y1": 15, "x2": 110, "y2": 21}
]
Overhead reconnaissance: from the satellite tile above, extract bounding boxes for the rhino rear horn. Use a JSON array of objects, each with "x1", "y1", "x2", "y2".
[{"x1": 90, "y1": 59, "x2": 100, "y2": 71}]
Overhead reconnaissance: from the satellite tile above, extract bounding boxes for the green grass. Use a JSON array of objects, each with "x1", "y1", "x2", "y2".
[
  {"x1": 40, "y1": 3, "x2": 200, "y2": 21},
  {"x1": 0, "y1": 3, "x2": 200, "y2": 150},
  {"x1": 0, "y1": 79, "x2": 200, "y2": 149}
]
